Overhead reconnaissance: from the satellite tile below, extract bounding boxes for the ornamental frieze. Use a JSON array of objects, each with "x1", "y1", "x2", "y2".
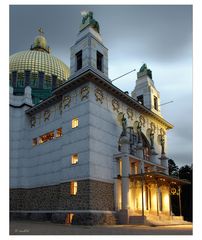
[
  {"x1": 112, "y1": 98, "x2": 120, "y2": 113},
  {"x1": 139, "y1": 115, "x2": 146, "y2": 127},
  {"x1": 30, "y1": 116, "x2": 36, "y2": 128},
  {"x1": 44, "y1": 109, "x2": 51, "y2": 122},
  {"x1": 95, "y1": 88, "x2": 104, "y2": 103},
  {"x1": 63, "y1": 95, "x2": 71, "y2": 109},
  {"x1": 127, "y1": 107, "x2": 133, "y2": 120},
  {"x1": 80, "y1": 86, "x2": 90, "y2": 101}
]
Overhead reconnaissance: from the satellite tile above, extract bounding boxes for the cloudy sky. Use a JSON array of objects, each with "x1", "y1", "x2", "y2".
[{"x1": 9, "y1": 5, "x2": 192, "y2": 167}]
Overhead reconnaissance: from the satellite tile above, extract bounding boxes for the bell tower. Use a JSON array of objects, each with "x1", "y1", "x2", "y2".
[
  {"x1": 131, "y1": 64, "x2": 161, "y2": 115},
  {"x1": 70, "y1": 11, "x2": 109, "y2": 80}
]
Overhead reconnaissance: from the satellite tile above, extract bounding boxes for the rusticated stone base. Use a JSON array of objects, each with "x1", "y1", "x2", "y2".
[
  {"x1": 10, "y1": 179, "x2": 114, "y2": 212},
  {"x1": 10, "y1": 212, "x2": 117, "y2": 225},
  {"x1": 72, "y1": 212, "x2": 117, "y2": 225}
]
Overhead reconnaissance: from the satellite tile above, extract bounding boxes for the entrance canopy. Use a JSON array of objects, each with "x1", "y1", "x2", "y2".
[{"x1": 129, "y1": 171, "x2": 190, "y2": 186}]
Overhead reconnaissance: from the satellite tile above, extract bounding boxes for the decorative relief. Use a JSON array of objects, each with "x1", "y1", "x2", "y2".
[
  {"x1": 30, "y1": 116, "x2": 36, "y2": 128},
  {"x1": 44, "y1": 109, "x2": 51, "y2": 122},
  {"x1": 80, "y1": 86, "x2": 90, "y2": 101},
  {"x1": 150, "y1": 122, "x2": 156, "y2": 133},
  {"x1": 112, "y1": 99, "x2": 120, "y2": 113},
  {"x1": 63, "y1": 95, "x2": 71, "y2": 109},
  {"x1": 95, "y1": 88, "x2": 104, "y2": 103},
  {"x1": 139, "y1": 115, "x2": 146, "y2": 127},
  {"x1": 159, "y1": 128, "x2": 166, "y2": 155},
  {"x1": 58, "y1": 102, "x2": 63, "y2": 115},
  {"x1": 127, "y1": 107, "x2": 133, "y2": 120}
]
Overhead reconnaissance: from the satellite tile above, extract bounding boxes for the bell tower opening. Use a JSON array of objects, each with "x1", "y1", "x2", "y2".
[{"x1": 70, "y1": 11, "x2": 109, "y2": 80}]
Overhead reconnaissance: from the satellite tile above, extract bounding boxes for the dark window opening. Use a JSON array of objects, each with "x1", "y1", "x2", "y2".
[
  {"x1": 52, "y1": 75, "x2": 57, "y2": 90},
  {"x1": 25, "y1": 70, "x2": 31, "y2": 87},
  {"x1": 154, "y1": 96, "x2": 158, "y2": 110},
  {"x1": 137, "y1": 95, "x2": 144, "y2": 105},
  {"x1": 97, "y1": 51, "x2": 103, "y2": 72},
  {"x1": 76, "y1": 50, "x2": 82, "y2": 71}
]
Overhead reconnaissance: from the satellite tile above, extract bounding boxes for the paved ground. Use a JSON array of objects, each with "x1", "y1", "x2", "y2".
[{"x1": 10, "y1": 220, "x2": 193, "y2": 235}]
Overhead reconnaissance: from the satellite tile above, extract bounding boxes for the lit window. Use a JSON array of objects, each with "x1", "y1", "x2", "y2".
[
  {"x1": 71, "y1": 154, "x2": 78, "y2": 165},
  {"x1": 65, "y1": 213, "x2": 74, "y2": 224},
  {"x1": 32, "y1": 138, "x2": 37, "y2": 146},
  {"x1": 39, "y1": 131, "x2": 54, "y2": 144},
  {"x1": 70, "y1": 181, "x2": 78, "y2": 195},
  {"x1": 72, "y1": 118, "x2": 79, "y2": 128},
  {"x1": 56, "y1": 128, "x2": 62, "y2": 138}
]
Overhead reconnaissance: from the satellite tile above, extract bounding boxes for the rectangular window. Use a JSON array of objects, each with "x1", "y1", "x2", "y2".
[
  {"x1": 76, "y1": 50, "x2": 82, "y2": 71},
  {"x1": 56, "y1": 128, "x2": 62, "y2": 138},
  {"x1": 39, "y1": 131, "x2": 54, "y2": 144},
  {"x1": 137, "y1": 95, "x2": 144, "y2": 105},
  {"x1": 72, "y1": 118, "x2": 79, "y2": 128},
  {"x1": 154, "y1": 96, "x2": 158, "y2": 110},
  {"x1": 70, "y1": 181, "x2": 78, "y2": 195},
  {"x1": 32, "y1": 138, "x2": 37, "y2": 146},
  {"x1": 97, "y1": 51, "x2": 103, "y2": 72},
  {"x1": 71, "y1": 154, "x2": 78, "y2": 165},
  {"x1": 65, "y1": 213, "x2": 74, "y2": 224}
]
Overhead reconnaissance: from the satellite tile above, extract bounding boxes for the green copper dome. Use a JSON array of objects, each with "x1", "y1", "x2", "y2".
[{"x1": 9, "y1": 29, "x2": 70, "y2": 104}]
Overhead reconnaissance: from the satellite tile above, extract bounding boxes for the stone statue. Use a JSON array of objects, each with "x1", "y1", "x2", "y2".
[
  {"x1": 139, "y1": 63, "x2": 147, "y2": 72},
  {"x1": 150, "y1": 130, "x2": 155, "y2": 149},
  {"x1": 160, "y1": 135, "x2": 165, "y2": 155},
  {"x1": 137, "y1": 121, "x2": 142, "y2": 143},
  {"x1": 121, "y1": 114, "x2": 127, "y2": 136},
  {"x1": 81, "y1": 11, "x2": 100, "y2": 33}
]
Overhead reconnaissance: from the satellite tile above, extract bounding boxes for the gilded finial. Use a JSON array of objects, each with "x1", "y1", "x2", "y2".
[{"x1": 38, "y1": 27, "x2": 44, "y2": 36}]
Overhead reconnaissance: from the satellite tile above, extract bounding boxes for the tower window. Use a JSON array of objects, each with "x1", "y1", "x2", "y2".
[
  {"x1": 72, "y1": 118, "x2": 79, "y2": 128},
  {"x1": 56, "y1": 128, "x2": 62, "y2": 138},
  {"x1": 71, "y1": 154, "x2": 78, "y2": 165},
  {"x1": 97, "y1": 51, "x2": 103, "y2": 72},
  {"x1": 154, "y1": 96, "x2": 158, "y2": 110},
  {"x1": 32, "y1": 138, "x2": 37, "y2": 146},
  {"x1": 76, "y1": 50, "x2": 82, "y2": 71},
  {"x1": 70, "y1": 181, "x2": 78, "y2": 195},
  {"x1": 137, "y1": 95, "x2": 144, "y2": 105}
]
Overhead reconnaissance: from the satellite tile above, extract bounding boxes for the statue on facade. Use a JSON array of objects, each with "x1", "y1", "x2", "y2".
[
  {"x1": 121, "y1": 114, "x2": 127, "y2": 136},
  {"x1": 137, "y1": 121, "x2": 142, "y2": 144},
  {"x1": 81, "y1": 11, "x2": 100, "y2": 33},
  {"x1": 160, "y1": 135, "x2": 165, "y2": 155},
  {"x1": 150, "y1": 130, "x2": 155, "y2": 149}
]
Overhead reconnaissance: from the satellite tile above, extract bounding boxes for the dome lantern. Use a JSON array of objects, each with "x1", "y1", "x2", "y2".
[{"x1": 30, "y1": 28, "x2": 51, "y2": 53}]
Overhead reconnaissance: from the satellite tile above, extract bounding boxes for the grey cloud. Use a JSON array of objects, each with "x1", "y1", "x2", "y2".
[{"x1": 10, "y1": 5, "x2": 192, "y2": 167}]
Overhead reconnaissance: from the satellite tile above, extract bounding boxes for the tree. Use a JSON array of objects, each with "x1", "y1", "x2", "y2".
[
  {"x1": 168, "y1": 159, "x2": 179, "y2": 176},
  {"x1": 179, "y1": 164, "x2": 192, "y2": 222}
]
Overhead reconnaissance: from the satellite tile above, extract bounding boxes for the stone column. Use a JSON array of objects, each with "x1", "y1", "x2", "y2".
[
  {"x1": 114, "y1": 158, "x2": 121, "y2": 211},
  {"x1": 118, "y1": 135, "x2": 130, "y2": 224}
]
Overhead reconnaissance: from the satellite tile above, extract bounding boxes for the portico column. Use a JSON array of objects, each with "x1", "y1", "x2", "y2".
[
  {"x1": 114, "y1": 158, "x2": 120, "y2": 210},
  {"x1": 119, "y1": 136, "x2": 130, "y2": 210},
  {"x1": 178, "y1": 186, "x2": 182, "y2": 216}
]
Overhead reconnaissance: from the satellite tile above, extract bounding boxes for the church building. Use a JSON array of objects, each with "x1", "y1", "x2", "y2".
[{"x1": 10, "y1": 11, "x2": 188, "y2": 225}]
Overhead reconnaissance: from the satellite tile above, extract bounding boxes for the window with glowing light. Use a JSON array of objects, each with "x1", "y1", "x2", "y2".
[
  {"x1": 39, "y1": 131, "x2": 54, "y2": 144},
  {"x1": 32, "y1": 138, "x2": 37, "y2": 146},
  {"x1": 70, "y1": 181, "x2": 78, "y2": 195},
  {"x1": 65, "y1": 213, "x2": 74, "y2": 224},
  {"x1": 56, "y1": 128, "x2": 62, "y2": 138},
  {"x1": 71, "y1": 154, "x2": 78, "y2": 165},
  {"x1": 72, "y1": 118, "x2": 79, "y2": 128}
]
